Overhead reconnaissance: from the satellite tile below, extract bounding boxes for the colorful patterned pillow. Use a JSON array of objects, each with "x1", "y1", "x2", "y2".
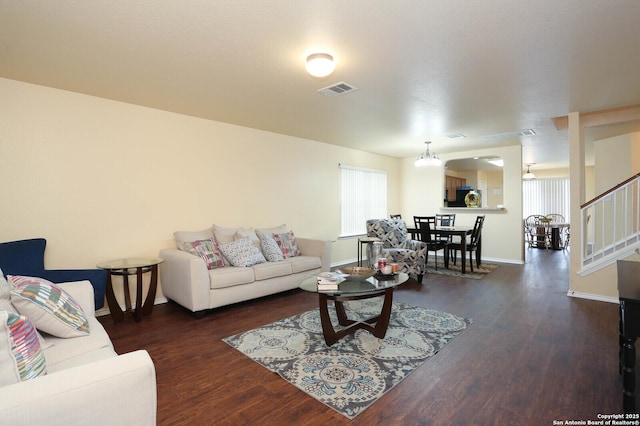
[
  {"x1": 273, "y1": 231, "x2": 301, "y2": 259},
  {"x1": 219, "y1": 237, "x2": 267, "y2": 267},
  {"x1": 9, "y1": 276, "x2": 90, "y2": 338},
  {"x1": 0, "y1": 271, "x2": 52, "y2": 350},
  {"x1": 180, "y1": 238, "x2": 225, "y2": 269},
  {"x1": 260, "y1": 234, "x2": 284, "y2": 262},
  {"x1": 0, "y1": 311, "x2": 47, "y2": 385}
]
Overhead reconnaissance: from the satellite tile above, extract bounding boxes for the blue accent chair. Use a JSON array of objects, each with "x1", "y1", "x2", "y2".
[{"x1": 0, "y1": 238, "x2": 107, "y2": 310}]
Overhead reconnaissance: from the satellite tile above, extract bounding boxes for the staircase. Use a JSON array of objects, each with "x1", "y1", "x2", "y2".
[{"x1": 579, "y1": 173, "x2": 640, "y2": 275}]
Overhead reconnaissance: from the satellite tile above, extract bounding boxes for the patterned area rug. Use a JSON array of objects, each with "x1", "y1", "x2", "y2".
[
  {"x1": 222, "y1": 299, "x2": 472, "y2": 419},
  {"x1": 425, "y1": 258, "x2": 499, "y2": 279}
]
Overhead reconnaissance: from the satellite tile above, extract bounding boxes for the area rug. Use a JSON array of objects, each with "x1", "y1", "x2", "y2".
[
  {"x1": 425, "y1": 258, "x2": 499, "y2": 279},
  {"x1": 222, "y1": 299, "x2": 472, "y2": 419}
]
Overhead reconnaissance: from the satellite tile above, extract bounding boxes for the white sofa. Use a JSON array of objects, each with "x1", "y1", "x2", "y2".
[
  {"x1": 159, "y1": 225, "x2": 331, "y2": 317},
  {"x1": 0, "y1": 279, "x2": 157, "y2": 426}
]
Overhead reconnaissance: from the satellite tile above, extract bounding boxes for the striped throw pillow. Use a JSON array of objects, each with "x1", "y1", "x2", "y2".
[
  {"x1": 9, "y1": 276, "x2": 90, "y2": 338},
  {"x1": 0, "y1": 311, "x2": 47, "y2": 385}
]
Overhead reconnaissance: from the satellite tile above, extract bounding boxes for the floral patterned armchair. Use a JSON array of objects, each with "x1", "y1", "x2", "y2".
[{"x1": 366, "y1": 218, "x2": 428, "y2": 283}]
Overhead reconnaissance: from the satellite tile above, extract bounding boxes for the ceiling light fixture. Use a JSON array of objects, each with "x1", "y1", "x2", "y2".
[
  {"x1": 523, "y1": 164, "x2": 536, "y2": 180},
  {"x1": 414, "y1": 141, "x2": 442, "y2": 167},
  {"x1": 305, "y1": 53, "x2": 335, "y2": 77}
]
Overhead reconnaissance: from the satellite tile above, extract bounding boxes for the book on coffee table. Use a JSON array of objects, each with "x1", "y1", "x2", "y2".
[{"x1": 316, "y1": 272, "x2": 345, "y2": 290}]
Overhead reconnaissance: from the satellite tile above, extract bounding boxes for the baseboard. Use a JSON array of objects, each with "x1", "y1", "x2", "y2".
[
  {"x1": 95, "y1": 296, "x2": 169, "y2": 317},
  {"x1": 566, "y1": 290, "x2": 619, "y2": 304},
  {"x1": 480, "y1": 257, "x2": 524, "y2": 265},
  {"x1": 331, "y1": 258, "x2": 358, "y2": 268}
]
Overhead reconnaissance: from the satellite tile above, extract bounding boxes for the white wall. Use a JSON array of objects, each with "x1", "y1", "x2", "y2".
[
  {"x1": 594, "y1": 133, "x2": 639, "y2": 195},
  {"x1": 400, "y1": 145, "x2": 524, "y2": 264},
  {"x1": 0, "y1": 78, "x2": 402, "y2": 311}
]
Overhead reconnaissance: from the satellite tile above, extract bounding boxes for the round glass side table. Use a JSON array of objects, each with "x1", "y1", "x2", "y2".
[{"x1": 97, "y1": 257, "x2": 163, "y2": 323}]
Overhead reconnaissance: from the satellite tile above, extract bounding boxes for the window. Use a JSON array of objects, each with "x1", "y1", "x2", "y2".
[
  {"x1": 340, "y1": 164, "x2": 387, "y2": 237},
  {"x1": 522, "y1": 177, "x2": 570, "y2": 219}
]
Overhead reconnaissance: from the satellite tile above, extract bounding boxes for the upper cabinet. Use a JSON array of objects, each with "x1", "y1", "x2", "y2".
[
  {"x1": 445, "y1": 175, "x2": 466, "y2": 202},
  {"x1": 444, "y1": 157, "x2": 504, "y2": 208}
]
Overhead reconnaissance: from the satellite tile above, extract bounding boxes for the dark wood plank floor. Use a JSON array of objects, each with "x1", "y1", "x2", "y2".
[{"x1": 99, "y1": 247, "x2": 623, "y2": 425}]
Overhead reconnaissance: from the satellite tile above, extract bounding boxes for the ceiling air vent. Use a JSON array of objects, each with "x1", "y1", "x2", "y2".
[
  {"x1": 317, "y1": 81, "x2": 358, "y2": 97},
  {"x1": 480, "y1": 129, "x2": 536, "y2": 141}
]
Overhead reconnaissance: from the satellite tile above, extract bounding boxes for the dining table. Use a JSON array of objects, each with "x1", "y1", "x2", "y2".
[
  {"x1": 409, "y1": 225, "x2": 478, "y2": 274},
  {"x1": 545, "y1": 221, "x2": 570, "y2": 250}
]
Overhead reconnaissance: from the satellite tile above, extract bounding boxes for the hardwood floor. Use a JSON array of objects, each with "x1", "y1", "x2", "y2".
[{"x1": 99, "y1": 248, "x2": 623, "y2": 425}]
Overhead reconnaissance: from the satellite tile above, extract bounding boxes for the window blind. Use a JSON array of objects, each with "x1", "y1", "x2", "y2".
[
  {"x1": 522, "y1": 177, "x2": 570, "y2": 220},
  {"x1": 340, "y1": 164, "x2": 387, "y2": 237}
]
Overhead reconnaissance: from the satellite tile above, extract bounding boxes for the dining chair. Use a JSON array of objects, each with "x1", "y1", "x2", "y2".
[
  {"x1": 545, "y1": 213, "x2": 565, "y2": 223},
  {"x1": 563, "y1": 226, "x2": 570, "y2": 249},
  {"x1": 524, "y1": 214, "x2": 549, "y2": 249},
  {"x1": 450, "y1": 215, "x2": 485, "y2": 272},
  {"x1": 435, "y1": 214, "x2": 456, "y2": 227},
  {"x1": 413, "y1": 216, "x2": 435, "y2": 241},
  {"x1": 390, "y1": 214, "x2": 402, "y2": 219},
  {"x1": 419, "y1": 221, "x2": 449, "y2": 270},
  {"x1": 435, "y1": 213, "x2": 456, "y2": 260}
]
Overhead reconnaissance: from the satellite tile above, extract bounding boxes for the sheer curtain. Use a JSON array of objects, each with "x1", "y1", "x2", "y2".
[
  {"x1": 340, "y1": 164, "x2": 387, "y2": 237},
  {"x1": 522, "y1": 177, "x2": 570, "y2": 219}
]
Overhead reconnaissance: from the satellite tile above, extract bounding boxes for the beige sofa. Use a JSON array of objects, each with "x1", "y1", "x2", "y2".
[
  {"x1": 159, "y1": 225, "x2": 331, "y2": 317},
  {"x1": 0, "y1": 278, "x2": 157, "y2": 426}
]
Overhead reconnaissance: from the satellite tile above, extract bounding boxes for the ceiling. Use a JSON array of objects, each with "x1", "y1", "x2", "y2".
[{"x1": 2, "y1": 1, "x2": 640, "y2": 170}]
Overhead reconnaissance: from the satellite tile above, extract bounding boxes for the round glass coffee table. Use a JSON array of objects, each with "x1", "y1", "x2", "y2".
[{"x1": 300, "y1": 272, "x2": 409, "y2": 346}]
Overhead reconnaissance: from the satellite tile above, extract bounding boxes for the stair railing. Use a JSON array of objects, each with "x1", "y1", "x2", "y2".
[{"x1": 580, "y1": 173, "x2": 640, "y2": 274}]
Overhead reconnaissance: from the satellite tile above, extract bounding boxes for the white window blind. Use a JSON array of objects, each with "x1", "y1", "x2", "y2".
[
  {"x1": 522, "y1": 177, "x2": 570, "y2": 219},
  {"x1": 340, "y1": 164, "x2": 387, "y2": 237}
]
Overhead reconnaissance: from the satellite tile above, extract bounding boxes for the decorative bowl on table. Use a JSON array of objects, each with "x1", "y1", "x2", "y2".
[{"x1": 339, "y1": 266, "x2": 375, "y2": 281}]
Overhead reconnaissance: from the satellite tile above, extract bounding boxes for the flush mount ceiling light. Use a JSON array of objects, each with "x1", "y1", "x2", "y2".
[
  {"x1": 305, "y1": 53, "x2": 335, "y2": 77},
  {"x1": 414, "y1": 141, "x2": 442, "y2": 167},
  {"x1": 523, "y1": 163, "x2": 536, "y2": 180}
]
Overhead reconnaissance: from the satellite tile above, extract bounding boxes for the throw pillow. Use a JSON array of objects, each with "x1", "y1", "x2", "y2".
[
  {"x1": 9, "y1": 276, "x2": 90, "y2": 338},
  {"x1": 234, "y1": 228, "x2": 261, "y2": 248},
  {"x1": 212, "y1": 224, "x2": 240, "y2": 246},
  {"x1": 180, "y1": 238, "x2": 225, "y2": 269},
  {"x1": 0, "y1": 295, "x2": 52, "y2": 352},
  {"x1": 219, "y1": 237, "x2": 267, "y2": 267},
  {"x1": 273, "y1": 231, "x2": 302, "y2": 259},
  {"x1": 255, "y1": 224, "x2": 287, "y2": 241},
  {"x1": 174, "y1": 228, "x2": 215, "y2": 248},
  {"x1": 260, "y1": 234, "x2": 284, "y2": 262},
  {"x1": 0, "y1": 311, "x2": 47, "y2": 386}
]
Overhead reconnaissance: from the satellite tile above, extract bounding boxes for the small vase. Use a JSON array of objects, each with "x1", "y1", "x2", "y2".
[
  {"x1": 465, "y1": 190, "x2": 480, "y2": 208},
  {"x1": 367, "y1": 241, "x2": 384, "y2": 270}
]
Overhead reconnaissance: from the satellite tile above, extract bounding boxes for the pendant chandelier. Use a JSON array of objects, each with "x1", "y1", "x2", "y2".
[
  {"x1": 414, "y1": 141, "x2": 442, "y2": 167},
  {"x1": 523, "y1": 164, "x2": 536, "y2": 180}
]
